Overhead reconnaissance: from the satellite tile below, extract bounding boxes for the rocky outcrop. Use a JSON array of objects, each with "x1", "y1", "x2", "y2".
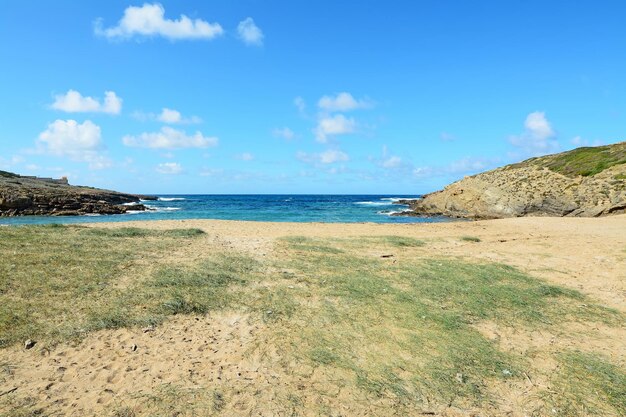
[
  {"x1": 0, "y1": 171, "x2": 154, "y2": 216},
  {"x1": 401, "y1": 143, "x2": 626, "y2": 219}
]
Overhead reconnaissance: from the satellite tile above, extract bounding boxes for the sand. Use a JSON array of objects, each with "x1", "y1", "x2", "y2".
[
  {"x1": 90, "y1": 215, "x2": 626, "y2": 311},
  {"x1": 1, "y1": 215, "x2": 625, "y2": 416}
]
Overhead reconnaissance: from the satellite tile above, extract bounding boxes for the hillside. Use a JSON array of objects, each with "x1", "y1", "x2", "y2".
[
  {"x1": 403, "y1": 142, "x2": 626, "y2": 219},
  {"x1": 0, "y1": 171, "x2": 153, "y2": 216}
]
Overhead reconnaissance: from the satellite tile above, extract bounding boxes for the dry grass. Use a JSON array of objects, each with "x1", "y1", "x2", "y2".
[
  {"x1": 0, "y1": 225, "x2": 206, "y2": 347},
  {"x1": 0, "y1": 225, "x2": 624, "y2": 416}
]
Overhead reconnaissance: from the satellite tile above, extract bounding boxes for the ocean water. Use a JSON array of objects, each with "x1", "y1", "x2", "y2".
[{"x1": 0, "y1": 195, "x2": 453, "y2": 225}]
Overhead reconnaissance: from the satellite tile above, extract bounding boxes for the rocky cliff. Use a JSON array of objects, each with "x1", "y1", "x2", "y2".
[
  {"x1": 403, "y1": 142, "x2": 626, "y2": 219},
  {"x1": 0, "y1": 171, "x2": 154, "y2": 216}
]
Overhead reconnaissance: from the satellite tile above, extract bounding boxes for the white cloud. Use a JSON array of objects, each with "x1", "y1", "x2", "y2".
[
  {"x1": 320, "y1": 149, "x2": 349, "y2": 164},
  {"x1": 525, "y1": 111, "x2": 554, "y2": 139},
  {"x1": 157, "y1": 108, "x2": 201, "y2": 124},
  {"x1": 509, "y1": 111, "x2": 559, "y2": 157},
  {"x1": 158, "y1": 108, "x2": 182, "y2": 123},
  {"x1": 373, "y1": 145, "x2": 410, "y2": 171},
  {"x1": 236, "y1": 152, "x2": 254, "y2": 161},
  {"x1": 37, "y1": 119, "x2": 112, "y2": 169},
  {"x1": 571, "y1": 136, "x2": 604, "y2": 147},
  {"x1": 294, "y1": 96, "x2": 306, "y2": 113},
  {"x1": 95, "y1": 3, "x2": 224, "y2": 41},
  {"x1": 156, "y1": 162, "x2": 183, "y2": 174},
  {"x1": 318, "y1": 92, "x2": 372, "y2": 112},
  {"x1": 314, "y1": 114, "x2": 356, "y2": 143},
  {"x1": 446, "y1": 157, "x2": 490, "y2": 174},
  {"x1": 297, "y1": 149, "x2": 349, "y2": 165},
  {"x1": 412, "y1": 166, "x2": 435, "y2": 179},
  {"x1": 381, "y1": 156, "x2": 403, "y2": 168},
  {"x1": 122, "y1": 127, "x2": 218, "y2": 149},
  {"x1": 0, "y1": 155, "x2": 25, "y2": 171},
  {"x1": 411, "y1": 156, "x2": 498, "y2": 180},
  {"x1": 86, "y1": 156, "x2": 113, "y2": 170},
  {"x1": 237, "y1": 17, "x2": 263, "y2": 46},
  {"x1": 51, "y1": 90, "x2": 122, "y2": 114},
  {"x1": 272, "y1": 127, "x2": 295, "y2": 140},
  {"x1": 38, "y1": 119, "x2": 101, "y2": 154}
]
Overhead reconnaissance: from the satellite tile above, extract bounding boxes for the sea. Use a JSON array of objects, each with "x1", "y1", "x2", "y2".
[{"x1": 0, "y1": 195, "x2": 453, "y2": 225}]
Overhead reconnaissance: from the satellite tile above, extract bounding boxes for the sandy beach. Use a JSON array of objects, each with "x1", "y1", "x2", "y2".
[
  {"x1": 1, "y1": 215, "x2": 625, "y2": 416},
  {"x1": 86, "y1": 215, "x2": 626, "y2": 310}
]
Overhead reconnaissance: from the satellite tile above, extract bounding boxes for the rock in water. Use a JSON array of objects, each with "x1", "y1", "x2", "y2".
[{"x1": 402, "y1": 142, "x2": 626, "y2": 219}]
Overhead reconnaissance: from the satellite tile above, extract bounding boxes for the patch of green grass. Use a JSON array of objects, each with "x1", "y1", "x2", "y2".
[
  {"x1": 460, "y1": 236, "x2": 481, "y2": 243},
  {"x1": 81, "y1": 227, "x2": 205, "y2": 238},
  {"x1": 146, "y1": 254, "x2": 257, "y2": 317},
  {"x1": 309, "y1": 347, "x2": 342, "y2": 365},
  {"x1": 0, "y1": 170, "x2": 19, "y2": 178},
  {"x1": 381, "y1": 236, "x2": 426, "y2": 247},
  {"x1": 544, "y1": 351, "x2": 626, "y2": 416},
  {"x1": 212, "y1": 390, "x2": 226, "y2": 412},
  {"x1": 268, "y1": 236, "x2": 621, "y2": 409},
  {"x1": 0, "y1": 396, "x2": 41, "y2": 417},
  {"x1": 111, "y1": 406, "x2": 136, "y2": 417},
  {"x1": 120, "y1": 384, "x2": 214, "y2": 417},
  {"x1": 282, "y1": 236, "x2": 344, "y2": 254},
  {"x1": 0, "y1": 225, "x2": 208, "y2": 347},
  {"x1": 517, "y1": 142, "x2": 626, "y2": 177}
]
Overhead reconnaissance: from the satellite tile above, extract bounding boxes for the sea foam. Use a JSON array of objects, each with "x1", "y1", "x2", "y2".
[{"x1": 158, "y1": 197, "x2": 185, "y2": 201}]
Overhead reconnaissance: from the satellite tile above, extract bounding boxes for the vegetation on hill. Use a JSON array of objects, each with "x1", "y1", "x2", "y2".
[
  {"x1": 0, "y1": 170, "x2": 19, "y2": 179},
  {"x1": 514, "y1": 141, "x2": 626, "y2": 177}
]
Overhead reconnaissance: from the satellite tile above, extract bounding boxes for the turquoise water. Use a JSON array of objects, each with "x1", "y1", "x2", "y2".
[{"x1": 0, "y1": 195, "x2": 453, "y2": 225}]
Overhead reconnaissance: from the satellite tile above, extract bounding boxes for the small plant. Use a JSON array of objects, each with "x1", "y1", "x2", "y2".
[
  {"x1": 384, "y1": 236, "x2": 426, "y2": 247},
  {"x1": 111, "y1": 406, "x2": 136, "y2": 417},
  {"x1": 461, "y1": 236, "x2": 481, "y2": 242},
  {"x1": 546, "y1": 350, "x2": 626, "y2": 416},
  {"x1": 212, "y1": 391, "x2": 226, "y2": 411}
]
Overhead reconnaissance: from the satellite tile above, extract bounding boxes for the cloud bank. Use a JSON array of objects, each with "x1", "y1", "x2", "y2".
[
  {"x1": 51, "y1": 90, "x2": 122, "y2": 114},
  {"x1": 122, "y1": 127, "x2": 218, "y2": 149},
  {"x1": 95, "y1": 3, "x2": 224, "y2": 41}
]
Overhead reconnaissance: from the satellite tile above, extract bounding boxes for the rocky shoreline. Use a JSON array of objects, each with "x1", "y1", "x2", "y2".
[
  {"x1": 0, "y1": 171, "x2": 156, "y2": 217},
  {"x1": 396, "y1": 142, "x2": 626, "y2": 220}
]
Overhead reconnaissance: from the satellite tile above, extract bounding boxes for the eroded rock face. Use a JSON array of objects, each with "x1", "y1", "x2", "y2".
[
  {"x1": 403, "y1": 164, "x2": 626, "y2": 219},
  {"x1": 0, "y1": 174, "x2": 152, "y2": 217}
]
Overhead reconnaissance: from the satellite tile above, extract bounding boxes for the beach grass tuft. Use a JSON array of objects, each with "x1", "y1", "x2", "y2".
[
  {"x1": 544, "y1": 350, "x2": 626, "y2": 416},
  {"x1": 381, "y1": 235, "x2": 426, "y2": 247},
  {"x1": 460, "y1": 235, "x2": 481, "y2": 242}
]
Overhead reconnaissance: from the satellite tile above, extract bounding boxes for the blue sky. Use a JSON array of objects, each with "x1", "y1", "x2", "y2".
[{"x1": 1, "y1": 1, "x2": 625, "y2": 194}]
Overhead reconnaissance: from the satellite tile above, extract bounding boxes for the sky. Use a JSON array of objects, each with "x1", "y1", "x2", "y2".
[{"x1": 0, "y1": 1, "x2": 625, "y2": 194}]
